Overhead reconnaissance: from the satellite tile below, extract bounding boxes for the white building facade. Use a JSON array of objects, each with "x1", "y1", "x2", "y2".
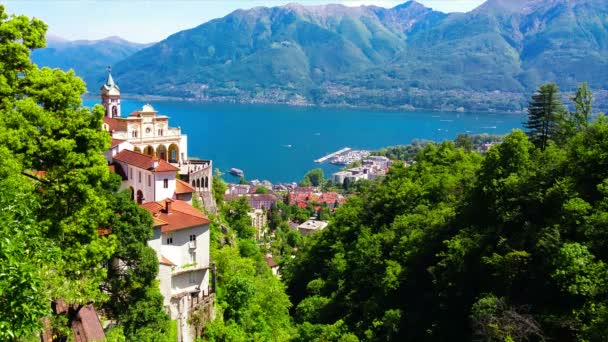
[{"x1": 142, "y1": 199, "x2": 212, "y2": 342}]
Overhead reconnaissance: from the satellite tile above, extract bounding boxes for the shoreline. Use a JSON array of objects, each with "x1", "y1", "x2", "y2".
[{"x1": 82, "y1": 93, "x2": 528, "y2": 115}]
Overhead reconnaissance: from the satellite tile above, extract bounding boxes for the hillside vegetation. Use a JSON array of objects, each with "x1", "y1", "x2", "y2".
[{"x1": 283, "y1": 84, "x2": 608, "y2": 341}]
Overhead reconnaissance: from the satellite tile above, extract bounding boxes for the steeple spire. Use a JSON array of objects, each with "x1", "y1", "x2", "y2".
[
  {"x1": 101, "y1": 66, "x2": 121, "y2": 118},
  {"x1": 105, "y1": 66, "x2": 115, "y2": 87}
]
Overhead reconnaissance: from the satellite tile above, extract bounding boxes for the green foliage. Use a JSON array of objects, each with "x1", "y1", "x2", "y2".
[
  {"x1": 212, "y1": 168, "x2": 228, "y2": 208},
  {"x1": 525, "y1": 83, "x2": 567, "y2": 150},
  {"x1": 285, "y1": 106, "x2": 608, "y2": 341},
  {"x1": 206, "y1": 243, "x2": 294, "y2": 341},
  {"x1": 103, "y1": 191, "x2": 171, "y2": 339},
  {"x1": 302, "y1": 168, "x2": 324, "y2": 187},
  {"x1": 571, "y1": 82, "x2": 594, "y2": 129},
  {"x1": 455, "y1": 134, "x2": 474, "y2": 152},
  {"x1": 223, "y1": 196, "x2": 256, "y2": 239},
  {"x1": 0, "y1": 7, "x2": 170, "y2": 338},
  {"x1": 255, "y1": 186, "x2": 270, "y2": 194},
  {"x1": 121, "y1": 285, "x2": 172, "y2": 341}
]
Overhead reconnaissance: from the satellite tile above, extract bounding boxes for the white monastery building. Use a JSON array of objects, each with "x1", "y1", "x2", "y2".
[{"x1": 102, "y1": 70, "x2": 214, "y2": 342}]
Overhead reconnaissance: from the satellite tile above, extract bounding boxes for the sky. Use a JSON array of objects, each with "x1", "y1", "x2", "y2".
[{"x1": 4, "y1": 0, "x2": 486, "y2": 43}]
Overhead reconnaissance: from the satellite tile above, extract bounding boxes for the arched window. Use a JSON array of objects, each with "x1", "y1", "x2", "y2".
[
  {"x1": 196, "y1": 179, "x2": 201, "y2": 189},
  {"x1": 112, "y1": 106, "x2": 118, "y2": 117},
  {"x1": 157, "y1": 145, "x2": 167, "y2": 161},
  {"x1": 192, "y1": 180, "x2": 196, "y2": 187},
  {"x1": 204, "y1": 176, "x2": 209, "y2": 188},
  {"x1": 130, "y1": 187, "x2": 134, "y2": 201},
  {"x1": 136, "y1": 190, "x2": 144, "y2": 204}
]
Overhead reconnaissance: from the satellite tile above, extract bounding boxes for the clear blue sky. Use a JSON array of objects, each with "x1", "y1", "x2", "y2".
[{"x1": 4, "y1": 0, "x2": 486, "y2": 43}]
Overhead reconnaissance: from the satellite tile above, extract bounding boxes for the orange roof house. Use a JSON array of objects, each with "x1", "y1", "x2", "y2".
[{"x1": 141, "y1": 198, "x2": 211, "y2": 232}]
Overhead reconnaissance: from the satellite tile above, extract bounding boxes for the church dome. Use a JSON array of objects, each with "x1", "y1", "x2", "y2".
[{"x1": 142, "y1": 104, "x2": 155, "y2": 112}]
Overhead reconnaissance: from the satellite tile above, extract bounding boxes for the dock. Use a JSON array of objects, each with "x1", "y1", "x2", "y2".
[{"x1": 314, "y1": 147, "x2": 351, "y2": 163}]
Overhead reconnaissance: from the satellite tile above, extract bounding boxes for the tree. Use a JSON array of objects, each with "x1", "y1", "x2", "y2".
[
  {"x1": 455, "y1": 134, "x2": 474, "y2": 152},
  {"x1": 0, "y1": 5, "x2": 121, "y2": 337},
  {"x1": 223, "y1": 196, "x2": 256, "y2": 239},
  {"x1": 525, "y1": 83, "x2": 566, "y2": 150},
  {"x1": 303, "y1": 168, "x2": 325, "y2": 187},
  {"x1": 103, "y1": 191, "x2": 171, "y2": 340},
  {"x1": 570, "y1": 82, "x2": 593, "y2": 129},
  {"x1": 255, "y1": 186, "x2": 270, "y2": 194}
]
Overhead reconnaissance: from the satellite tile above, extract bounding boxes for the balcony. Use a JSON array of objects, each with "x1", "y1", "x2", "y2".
[{"x1": 171, "y1": 263, "x2": 208, "y2": 276}]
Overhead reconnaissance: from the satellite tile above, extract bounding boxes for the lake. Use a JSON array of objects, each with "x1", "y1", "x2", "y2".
[{"x1": 83, "y1": 98, "x2": 525, "y2": 183}]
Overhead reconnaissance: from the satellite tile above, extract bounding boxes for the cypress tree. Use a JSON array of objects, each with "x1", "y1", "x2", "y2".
[{"x1": 525, "y1": 83, "x2": 566, "y2": 150}]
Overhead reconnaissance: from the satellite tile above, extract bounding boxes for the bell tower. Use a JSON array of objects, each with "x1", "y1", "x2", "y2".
[{"x1": 101, "y1": 66, "x2": 121, "y2": 118}]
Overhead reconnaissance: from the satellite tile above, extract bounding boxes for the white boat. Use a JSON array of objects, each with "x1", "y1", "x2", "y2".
[{"x1": 230, "y1": 168, "x2": 244, "y2": 177}]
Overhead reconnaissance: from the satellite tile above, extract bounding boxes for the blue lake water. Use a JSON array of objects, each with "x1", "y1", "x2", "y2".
[{"x1": 83, "y1": 98, "x2": 525, "y2": 183}]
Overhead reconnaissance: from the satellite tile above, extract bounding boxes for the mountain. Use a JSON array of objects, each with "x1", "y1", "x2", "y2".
[
  {"x1": 31, "y1": 36, "x2": 151, "y2": 92},
  {"x1": 79, "y1": 1, "x2": 608, "y2": 111}
]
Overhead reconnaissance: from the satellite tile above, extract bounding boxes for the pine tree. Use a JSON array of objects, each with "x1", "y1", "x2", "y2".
[{"x1": 525, "y1": 83, "x2": 566, "y2": 150}]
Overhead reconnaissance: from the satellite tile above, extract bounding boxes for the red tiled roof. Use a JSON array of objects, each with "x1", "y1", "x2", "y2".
[
  {"x1": 160, "y1": 255, "x2": 176, "y2": 266},
  {"x1": 111, "y1": 138, "x2": 126, "y2": 147},
  {"x1": 265, "y1": 256, "x2": 278, "y2": 268},
  {"x1": 129, "y1": 110, "x2": 142, "y2": 117},
  {"x1": 289, "y1": 191, "x2": 345, "y2": 208},
  {"x1": 113, "y1": 149, "x2": 179, "y2": 172},
  {"x1": 152, "y1": 216, "x2": 168, "y2": 227},
  {"x1": 140, "y1": 198, "x2": 211, "y2": 232},
  {"x1": 175, "y1": 179, "x2": 195, "y2": 194},
  {"x1": 31, "y1": 170, "x2": 47, "y2": 178},
  {"x1": 103, "y1": 117, "x2": 120, "y2": 131}
]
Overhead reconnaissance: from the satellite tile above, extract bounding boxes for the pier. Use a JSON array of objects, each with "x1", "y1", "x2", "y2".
[{"x1": 315, "y1": 147, "x2": 351, "y2": 163}]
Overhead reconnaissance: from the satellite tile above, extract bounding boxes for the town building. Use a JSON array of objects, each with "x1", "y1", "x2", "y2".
[
  {"x1": 224, "y1": 193, "x2": 278, "y2": 210},
  {"x1": 289, "y1": 190, "x2": 345, "y2": 209},
  {"x1": 110, "y1": 148, "x2": 180, "y2": 204},
  {"x1": 265, "y1": 256, "x2": 279, "y2": 276},
  {"x1": 142, "y1": 199, "x2": 213, "y2": 342},
  {"x1": 332, "y1": 156, "x2": 391, "y2": 184},
  {"x1": 248, "y1": 208, "x2": 267, "y2": 239},
  {"x1": 297, "y1": 219, "x2": 329, "y2": 235}
]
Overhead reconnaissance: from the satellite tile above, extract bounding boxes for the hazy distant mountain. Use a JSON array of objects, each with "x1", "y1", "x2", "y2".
[
  {"x1": 62, "y1": 0, "x2": 608, "y2": 111},
  {"x1": 31, "y1": 36, "x2": 151, "y2": 92}
]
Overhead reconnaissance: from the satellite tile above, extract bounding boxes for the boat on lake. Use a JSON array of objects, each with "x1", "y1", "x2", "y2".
[{"x1": 230, "y1": 168, "x2": 244, "y2": 177}]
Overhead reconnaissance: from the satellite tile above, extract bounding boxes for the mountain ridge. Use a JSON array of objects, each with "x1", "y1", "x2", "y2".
[{"x1": 33, "y1": 0, "x2": 608, "y2": 112}]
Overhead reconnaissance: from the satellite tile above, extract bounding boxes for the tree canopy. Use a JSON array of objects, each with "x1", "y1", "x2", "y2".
[
  {"x1": 0, "y1": 6, "x2": 169, "y2": 339},
  {"x1": 284, "y1": 87, "x2": 608, "y2": 341}
]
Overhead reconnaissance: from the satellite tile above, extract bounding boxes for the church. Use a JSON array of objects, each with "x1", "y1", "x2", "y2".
[
  {"x1": 100, "y1": 71, "x2": 188, "y2": 164},
  {"x1": 100, "y1": 69, "x2": 214, "y2": 201}
]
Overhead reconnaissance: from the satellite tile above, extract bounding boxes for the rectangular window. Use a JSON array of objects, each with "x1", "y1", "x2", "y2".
[
  {"x1": 138, "y1": 171, "x2": 142, "y2": 183},
  {"x1": 189, "y1": 272, "x2": 196, "y2": 284},
  {"x1": 189, "y1": 235, "x2": 196, "y2": 242},
  {"x1": 129, "y1": 168, "x2": 132, "y2": 180},
  {"x1": 166, "y1": 235, "x2": 173, "y2": 244},
  {"x1": 147, "y1": 175, "x2": 151, "y2": 187},
  {"x1": 163, "y1": 179, "x2": 168, "y2": 188}
]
